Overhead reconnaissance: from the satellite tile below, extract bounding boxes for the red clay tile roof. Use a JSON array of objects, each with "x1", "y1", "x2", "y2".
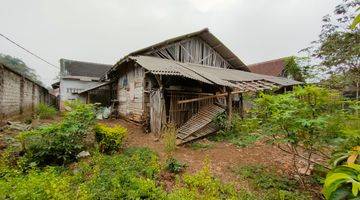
[{"x1": 248, "y1": 58, "x2": 285, "y2": 77}]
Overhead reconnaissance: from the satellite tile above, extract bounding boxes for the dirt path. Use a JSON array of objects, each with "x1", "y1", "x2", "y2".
[{"x1": 101, "y1": 119, "x2": 292, "y2": 186}]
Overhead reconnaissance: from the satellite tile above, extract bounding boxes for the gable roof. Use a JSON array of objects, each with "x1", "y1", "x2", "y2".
[
  {"x1": 60, "y1": 58, "x2": 112, "y2": 78},
  {"x1": 106, "y1": 28, "x2": 248, "y2": 77},
  {"x1": 248, "y1": 58, "x2": 285, "y2": 77}
]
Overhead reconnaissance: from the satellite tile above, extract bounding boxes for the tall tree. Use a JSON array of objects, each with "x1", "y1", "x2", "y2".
[{"x1": 305, "y1": 0, "x2": 360, "y2": 99}]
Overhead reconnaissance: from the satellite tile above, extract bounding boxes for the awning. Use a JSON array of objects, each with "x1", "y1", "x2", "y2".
[
  {"x1": 130, "y1": 56, "x2": 301, "y2": 92},
  {"x1": 78, "y1": 82, "x2": 110, "y2": 94}
]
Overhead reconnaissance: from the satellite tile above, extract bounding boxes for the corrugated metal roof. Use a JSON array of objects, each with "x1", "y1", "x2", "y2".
[
  {"x1": 130, "y1": 56, "x2": 301, "y2": 87},
  {"x1": 78, "y1": 82, "x2": 110, "y2": 94},
  {"x1": 130, "y1": 56, "x2": 213, "y2": 84}
]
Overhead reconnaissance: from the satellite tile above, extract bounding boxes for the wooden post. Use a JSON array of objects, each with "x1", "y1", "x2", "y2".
[
  {"x1": 239, "y1": 93, "x2": 244, "y2": 119},
  {"x1": 226, "y1": 87, "x2": 232, "y2": 121}
]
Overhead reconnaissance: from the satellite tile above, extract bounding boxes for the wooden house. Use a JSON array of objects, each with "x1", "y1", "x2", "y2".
[{"x1": 80, "y1": 28, "x2": 300, "y2": 144}]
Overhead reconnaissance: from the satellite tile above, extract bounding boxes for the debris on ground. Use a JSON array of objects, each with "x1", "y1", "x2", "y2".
[
  {"x1": 6, "y1": 121, "x2": 31, "y2": 131},
  {"x1": 77, "y1": 151, "x2": 90, "y2": 158}
]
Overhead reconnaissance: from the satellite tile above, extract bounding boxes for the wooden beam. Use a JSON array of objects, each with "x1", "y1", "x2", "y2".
[{"x1": 177, "y1": 90, "x2": 244, "y2": 104}]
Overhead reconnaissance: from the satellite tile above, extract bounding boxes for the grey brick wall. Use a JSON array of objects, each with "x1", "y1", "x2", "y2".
[{"x1": 0, "y1": 64, "x2": 53, "y2": 124}]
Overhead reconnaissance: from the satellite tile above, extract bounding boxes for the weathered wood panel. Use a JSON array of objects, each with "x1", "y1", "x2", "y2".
[
  {"x1": 117, "y1": 65, "x2": 145, "y2": 122},
  {"x1": 148, "y1": 37, "x2": 231, "y2": 69}
]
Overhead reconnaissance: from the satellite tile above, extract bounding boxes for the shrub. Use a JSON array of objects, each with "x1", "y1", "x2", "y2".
[
  {"x1": 36, "y1": 103, "x2": 57, "y2": 119},
  {"x1": 163, "y1": 123, "x2": 177, "y2": 154},
  {"x1": 17, "y1": 101, "x2": 96, "y2": 167},
  {"x1": 94, "y1": 123, "x2": 127, "y2": 154},
  {"x1": 165, "y1": 157, "x2": 186, "y2": 174}
]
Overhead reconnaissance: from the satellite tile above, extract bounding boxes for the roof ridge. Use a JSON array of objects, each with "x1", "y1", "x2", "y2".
[{"x1": 60, "y1": 58, "x2": 112, "y2": 67}]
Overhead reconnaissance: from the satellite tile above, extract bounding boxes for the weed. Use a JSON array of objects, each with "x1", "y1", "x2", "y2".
[
  {"x1": 189, "y1": 141, "x2": 214, "y2": 150},
  {"x1": 163, "y1": 123, "x2": 177, "y2": 154},
  {"x1": 211, "y1": 113, "x2": 261, "y2": 147},
  {"x1": 165, "y1": 157, "x2": 186, "y2": 174},
  {"x1": 35, "y1": 103, "x2": 57, "y2": 119},
  {"x1": 235, "y1": 164, "x2": 298, "y2": 190}
]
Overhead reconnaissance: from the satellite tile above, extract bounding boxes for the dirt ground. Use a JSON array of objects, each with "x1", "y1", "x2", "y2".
[{"x1": 101, "y1": 119, "x2": 293, "y2": 188}]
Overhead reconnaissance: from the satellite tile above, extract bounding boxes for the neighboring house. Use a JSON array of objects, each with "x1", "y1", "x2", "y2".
[
  {"x1": 81, "y1": 28, "x2": 300, "y2": 143},
  {"x1": 248, "y1": 58, "x2": 286, "y2": 77},
  {"x1": 56, "y1": 59, "x2": 112, "y2": 109}
]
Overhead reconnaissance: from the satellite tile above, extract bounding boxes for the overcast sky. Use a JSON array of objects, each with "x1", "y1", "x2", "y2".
[{"x1": 0, "y1": 0, "x2": 340, "y2": 86}]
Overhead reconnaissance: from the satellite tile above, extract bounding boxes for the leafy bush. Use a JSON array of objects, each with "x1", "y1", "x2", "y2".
[
  {"x1": 163, "y1": 123, "x2": 177, "y2": 154},
  {"x1": 36, "y1": 103, "x2": 57, "y2": 119},
  {"x1": 17, "y1": 101, "x2": 96, "y2": 167},
  {"x1": 165, "y1": 157, "x2": 186, "y2": 174},
  {"x1": 94, "y1": 123, "x2": 127, "y2": 154}
]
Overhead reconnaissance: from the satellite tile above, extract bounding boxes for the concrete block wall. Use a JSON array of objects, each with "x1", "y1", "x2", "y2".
[{"x1": 0, "y1": 64, "x2": 52, "y2": 123}]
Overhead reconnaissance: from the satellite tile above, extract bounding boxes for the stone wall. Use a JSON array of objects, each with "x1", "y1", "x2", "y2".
[{"x1": 0, "y1": 64, "x2": 52, "y2": 124}]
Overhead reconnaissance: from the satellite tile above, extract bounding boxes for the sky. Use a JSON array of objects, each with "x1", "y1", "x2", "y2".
[{"x1": 0, "y1": 0, "x2": 341, "y2": 86}]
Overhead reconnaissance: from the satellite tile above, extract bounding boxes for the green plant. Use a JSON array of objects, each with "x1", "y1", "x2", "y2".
[
  {"x1": 17, "y1": 101, "x2": 96, "y2": 167},
  {"x1": 212, "y1": 113, "x2": 260, "y2": 147},
  {"x1": 235, "y1": 165, "x2": 298, "y2": 191},
  {"x1": 169, "y1": 158, "x2": 239, "y2": 200},
  {"x1": 165, "y1": 157, "x2": 186, "y2": 174},
  {"x1": 323, "y1": 164, "x2": 360, "y2": 200},
  {"x1": 94, "y1": 123, "x2": 127, "y2": 154},
  {"x1": 252, "y1": 86, "x2": 345, "y2": 184},
  {"x1": 189, "y1": 141, "x2": 214, "y2": 150},
  {"x1": 36, "y1": 103, "x2": 57, "y2": 119},
  {"x1": 163, "y1": 123, "x2": 177, "y2": 154}
]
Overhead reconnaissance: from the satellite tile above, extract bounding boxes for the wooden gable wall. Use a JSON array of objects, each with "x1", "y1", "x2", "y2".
[{"x1": 145, "y1": 37, "x2": 232, "y2": 68}]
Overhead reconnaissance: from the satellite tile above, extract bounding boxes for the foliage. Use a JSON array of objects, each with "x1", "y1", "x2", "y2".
[
  {"x1": 0, "y1": 148, "x2": 164, "y2": 200},
  {"x1": 189, "y1": 141, "x2": 214, "y2": 150},
  {"x1": 303, "y1": 0, "x2": 360, "y2": 98},
  {"x1": 283, "y1": 56, "x2": 306, "y2": 82},
  {"x1": 236, "y1": 165, "x2": 298, "y2": 191},
  {"x1": 163, "y1": 123, "x2": 177, "y2": 154},
  {"x1": 323, "y1": 164, "x2": 360, "y2": 200},
  {"x1": 165, "y1": 157, "x2": 186, "y2": 174},
  {"x1": 94, "y1": 123, "x2": 127, "y2": 154},
  {"x1": 17, "y1": 101, "x2": 96, "y2": 167},
  {"x1": 0, "y1": 53, "x2": 43, "y2": 85},
  {"x1": 212, "y1": 113, "x2": 261, "y2": 147},
  {"x1": 235, "y1": 164, "x2": 312, "y2": 200},
  {"x1": 35, "y1": 103, "x2": 57, "y2": 119},
  {"x1": 169, "y1": 158, "x2": 239, "y2": 200}
]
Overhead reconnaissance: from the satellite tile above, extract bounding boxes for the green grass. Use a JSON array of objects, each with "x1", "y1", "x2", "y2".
[
  {"x1": 233, "y1": 164, "x2": 313, "y2": 200},
  {"x1": 188, "y1": 141, "x2": 214, "y2": 150}
]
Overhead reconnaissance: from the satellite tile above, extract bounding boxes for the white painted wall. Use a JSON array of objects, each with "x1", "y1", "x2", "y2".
[{"x1": 60, "y1": 79, "x2": 101, "y2": 103}]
